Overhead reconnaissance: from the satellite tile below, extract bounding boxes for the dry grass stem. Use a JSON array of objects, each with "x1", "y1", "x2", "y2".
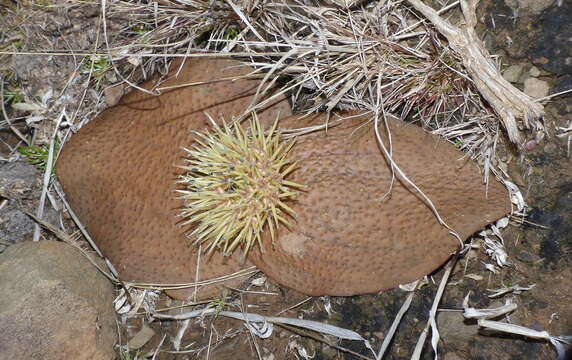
[
  {"x1": 123, "y1": 266, "x2": 259, "y2": 290},
  {"x1": 406, "y1": 0, "x2": 545, "y2": 148}
]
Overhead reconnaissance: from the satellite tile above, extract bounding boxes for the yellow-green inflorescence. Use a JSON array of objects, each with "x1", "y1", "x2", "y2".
[{"x1": 178, "y1": 114, "x2": 304, "y2": 256}]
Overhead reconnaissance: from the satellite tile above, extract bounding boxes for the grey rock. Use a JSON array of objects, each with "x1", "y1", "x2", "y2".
[
  {"x1": 437, "y1": 311, "x2": 479, "y2": 347},
  {"x1": 502, "y1": 64, "x2": 525, "y2": 83},
  {"x1": 0, "y1": 241, "x2": 117, "y2": 360},
  {"x1": 524, "y1": 77, "x2": 550, "y2": 99},
  {"x1": 0, "y1": 208, "x2": 35, "y2": 246},
  {"x1": 0, "y1": 162, "x2": 40, "y2": 246},
  {"x1": 0, "y1": 161, "x2": 39, "y2": 199},
  {"x1": 529, "y1": 66, "x2": 541, "y2": 77},
  {"x1": 0, "y1": 161, "x2": 59, "y2": 246}
]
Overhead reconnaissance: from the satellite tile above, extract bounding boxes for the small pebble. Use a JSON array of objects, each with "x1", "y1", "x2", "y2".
[
  {"x1": 529, "y1": 66, "x2": 541, "y2": 77},
  {"x1": 524, "y1": 77, "x2": 550, "y2": 99},
  {"x1": 524, "y1": 139, "x2": 538, "y2": 151},
  {"x1": 502, "y1": 64, "x2": 524, "y2": 83}
]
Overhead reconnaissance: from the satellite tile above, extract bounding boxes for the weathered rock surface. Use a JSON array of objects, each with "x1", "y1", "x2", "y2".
[
  {"x1": 502, "y1": 64, "x2": 525, "y2": 83},
  {"x1": 0, "y1": 161, "x2": 58, "y2": 247},
  {"x1": 529, "y1": 1, "x2": 572, "y2": 75},
  {"x1": 437, "y1": 311, "x2": 479, "y2": 348},
  {"x1": 524, "y1": 77, "x2": 550, "y2": 99},
  {"x1": 0, "y1": 241, "x2": 117, "y2": 360}
]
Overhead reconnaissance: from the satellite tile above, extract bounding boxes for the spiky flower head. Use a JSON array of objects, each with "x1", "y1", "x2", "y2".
[{"x1": 178, "y1": 114, "x2": 304, "y2": 256}]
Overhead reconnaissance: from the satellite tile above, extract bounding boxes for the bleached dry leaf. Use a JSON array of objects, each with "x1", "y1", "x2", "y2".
[
  {"x1": 462, "y1": 294, "x2": 517, "y2": 320},
  {"x1": 41, "y1": 88, "x2": 53, "y2": 105},
  {"x1": 153, "y1": 308, "x2": 376, "y2": 356},
  {"x1": 251, "y1": 275, "x2": 267, "y2": 287},
  {"x1": 412, "y1": 261, "x2": 455, "y2": 360},
  {"x1": 399, "y1": 278, "x2": 428, "y2": 292},
  {"x1": 504, "y1": 180, "x2": 526, "y2": 212},
  {"x1": 479, "y1": 225, "x2": 510, "y2": 268},
  {"x1": 113, "y1": 287, "x2": 160, "y2": 316},
  {"x1": 113, "y1": 289, "x2": 131, "y2": 315},
  {"x1": 286, "y1": 339, "x2": 314, "y2": 360},
  {"x1": 12, "y1": 102, "x2": 45, "y2": 112},
  {"x1": 464, "y1": 274, "x2": 484, "y2": 281},
  {"x1": 24, "y1": 116, "x2": 46, "y2": 125},
  {"x1": 321, "y1": 296, "x2": 334, "y2": 316},
  {"x1": 481, "y1": 262, "x2": 499, "y2": 274},
  {"x1": 127, "y1": 289, "x2": 149, "y2": 316},
  {"x1": 495, "y1": 217, "x2": 509, "y2": 229},
  {"x1": 478, "y1": 320, "x2": 572, "y2": 360},
  {"x1": 173, "y1": 319, "x2": 190, "y2": 351},
  {"x1": 377, "y1": 288, "x2": 416, "y2": 359},
  {"x1": 556, "y1": 120, "x2": 572, "y2": 157},
  {"x1": 244, "y1": 318, "x2": 273, "y2": 339},
  {"x1": 487, "y1": 284, "x2": 536, "y2": 298}
]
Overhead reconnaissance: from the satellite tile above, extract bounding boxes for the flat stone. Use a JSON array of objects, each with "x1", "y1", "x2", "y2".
[
  {"x1": 437, "y1": 311, "x2": 479, "y2": 347},
  {"x1": 0, "y1": 161, "x2": 39, "y2": 199},
  {"x1": 502, "y1": 64, "x2": 524, "y2": 83},
  {"x1": 0, "y1": 241, "x2": 117, "y2": 360},
  {"x1": 529, "y1": 66, "x2": 541, "y2": 77},
  {"x1": 524, "y1": 77, "x2": 550, "y2": 99}
]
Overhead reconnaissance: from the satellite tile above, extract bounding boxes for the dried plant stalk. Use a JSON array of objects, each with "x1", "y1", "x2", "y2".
[{"x1": 406, "y1": 0, "x2": 545, "y2": 147}]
